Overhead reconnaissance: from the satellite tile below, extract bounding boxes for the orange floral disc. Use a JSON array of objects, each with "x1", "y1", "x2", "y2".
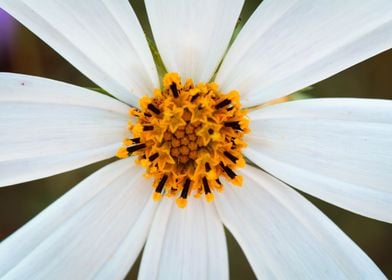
[{"x1": 116, "y1": 72, "x2": 250, "y2": 208}]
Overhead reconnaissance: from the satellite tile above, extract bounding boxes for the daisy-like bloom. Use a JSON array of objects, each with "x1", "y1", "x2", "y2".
[{"x1": 0, "y1": 0, "x2": 392, "y2": 278}]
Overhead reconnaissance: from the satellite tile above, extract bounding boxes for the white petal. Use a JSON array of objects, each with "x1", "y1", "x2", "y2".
[
  {"x1": 245, "y1": 98, "x2": 392, "y2": 223},
  {"x1": 0, "y1": 0, "x2": 159, "y2": 106},
  {"x1": 146, "y1": 0, "x2": 243, "y2": 82},
  {"x1": 216, "y1": 0, "x2": 392, "y2": 107},
  {"x1": 0, "y1": 73, "x2": 130, "y2": 187},
  {"x1": 0, "y1": 158, "x2": 156, "y2": 279},
  {"x1": 215, "y1": 165, "x2": 386, "y2": 279},
  {"x1": 139, "y1": 198, "x2": 228, "y2": 280}
]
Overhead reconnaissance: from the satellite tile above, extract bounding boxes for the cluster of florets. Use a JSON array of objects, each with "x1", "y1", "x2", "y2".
[{"x1": 117, "y1": 73, "x2": 249, "y2": 208}]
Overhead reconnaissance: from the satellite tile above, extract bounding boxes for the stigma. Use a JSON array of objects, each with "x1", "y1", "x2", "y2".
[{"x1": 116, "y1": 73, "x2": 249, "y2": 208}]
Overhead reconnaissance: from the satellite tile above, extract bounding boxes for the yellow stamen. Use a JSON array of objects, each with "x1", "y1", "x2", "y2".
[
  {"x1": 176, "y1": 197, "x2": 188, "y2": 208},
  {"x1": 152, "y1": 192, "x2": 162, "y2": 202},
  {"x1": 116, "y1": 147, "x2": 128, "y2": 159},
  {"x1": 116, "y1": 72, "x2": 250, "y2": 207},
  {"x1": 205, "y1": 192, "x2": 215, "y2": 203}
]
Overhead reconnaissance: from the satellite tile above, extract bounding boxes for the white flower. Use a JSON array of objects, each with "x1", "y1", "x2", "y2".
[{"x1": 0, "y1": 0, "x2": 392, "y2": 279}]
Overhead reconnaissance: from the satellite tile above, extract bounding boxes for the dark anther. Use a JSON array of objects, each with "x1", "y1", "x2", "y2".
[
  {"x1": 216, "y1": 178, "x2": 222, "y2": 185},
  {"x1": 126, "y1": 143, "x2": 146, "y2": 154},
  {"x1": 202, "y1": 177, "x2": 212, "y2": 194},
  {"x1": 205, "y1": 162, "x2": 211, "y2": 172},
  {"x1": 224, "y1": 151, "x2": 238, "y2": 164},
  {"x1": 215, "y1": 98, "x2": 231, "y2": 109},
  {"x1": 155, "y1": 174, "x2": 168, "y2": 194},
  {"x1": 143, "y1": 125, "x2": 154, "y2": 131},
  {"x1": 130, "y1": 137, "x2": 140, "y2": 144},
  {"x1": 132, "y1": 109, "x2": 142, "y2": 117},
  {"x1": 181, "y1": 178, "x2": 191, "y2": 198},
  {"x1": 148, "y1": 152, "x2": 159, "y2": 162},
  {"x1": 147, "y1": 103, "x2": 161, "y2": 114},
  {"x1": 219, "y1": 162, "x2": 237, "y2": 179},
  {"x1": 144, "y1": 112, "x2": 152, "y2": 117},
  {"x1": 224, "y1": 121, "x2": 242, "y2": 130},
  {"x1": 208, "y1": 128, "x2": 214, "y2": 135},
  {"x1": 170, "y1": 83, "x2": 179, "y2": 98},
  {"x1": 190, "y1": 93, "x2": 200, "y2": 102}
]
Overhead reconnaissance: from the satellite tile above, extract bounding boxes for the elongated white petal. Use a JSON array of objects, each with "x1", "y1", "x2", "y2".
[
  {"x1": 0, "y1": 159, "x2": 156, "y2": 279},
  {"x1": 215, "y1": 166, "x2": 386, "y2": 279},
  {"x1": 245, "y1": 98, "x2": 392, "y2": 223},
  {"x1": 0, "y1": 73, "x2": 130, "y2": 187},
  {"x1": 146, "y1": 0, "x2": 243, "y2": 83},
  {"x1": 216, "y1": 0, "x2": 392, "y2": 107},
  {"x1": 0, "y1": 0, "x2": 159, "y2": 106},
  {"x1": 139, "y1": 198, "x2": 228, "y2": 280}
]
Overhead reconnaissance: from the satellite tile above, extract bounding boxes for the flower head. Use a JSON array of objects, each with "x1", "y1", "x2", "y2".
[
  {"x1": 0, "y1": 0, "x2": 392, "y2": 279},
  {"x1": 117, "y1": 72, "x2": 249, "y2": 207}
]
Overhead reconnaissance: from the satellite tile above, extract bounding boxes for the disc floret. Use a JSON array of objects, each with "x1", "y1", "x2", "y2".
[{"x1": 116, "y1": 72, "x2": 250, "y2": 208}]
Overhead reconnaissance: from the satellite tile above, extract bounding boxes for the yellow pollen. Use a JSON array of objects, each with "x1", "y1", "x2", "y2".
[
  {"x1": 176, "y1": 197, "x2": 188, "y2": 208},
  {"x1": 116, "y1": 147, "x2": 129, "y2": 159},
  {"x1": 205, "y1": 192, "x2": 215, "y2": 202},
  {"x1": 152, "y1": 192, "x2": 163, "y2": 202},
  {"x1": 116, "y1": 72, "x2": 250, "y2": 207}
]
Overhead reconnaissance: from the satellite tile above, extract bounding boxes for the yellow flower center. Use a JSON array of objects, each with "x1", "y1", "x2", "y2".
[{"x1": 116, "y1": 72, "x2": 250, "y2": 208}]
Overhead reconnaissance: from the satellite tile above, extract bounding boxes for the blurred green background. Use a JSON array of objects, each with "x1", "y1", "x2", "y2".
[{"x1": 0, "y1": 1, "x2": 391, "y2": 279}]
